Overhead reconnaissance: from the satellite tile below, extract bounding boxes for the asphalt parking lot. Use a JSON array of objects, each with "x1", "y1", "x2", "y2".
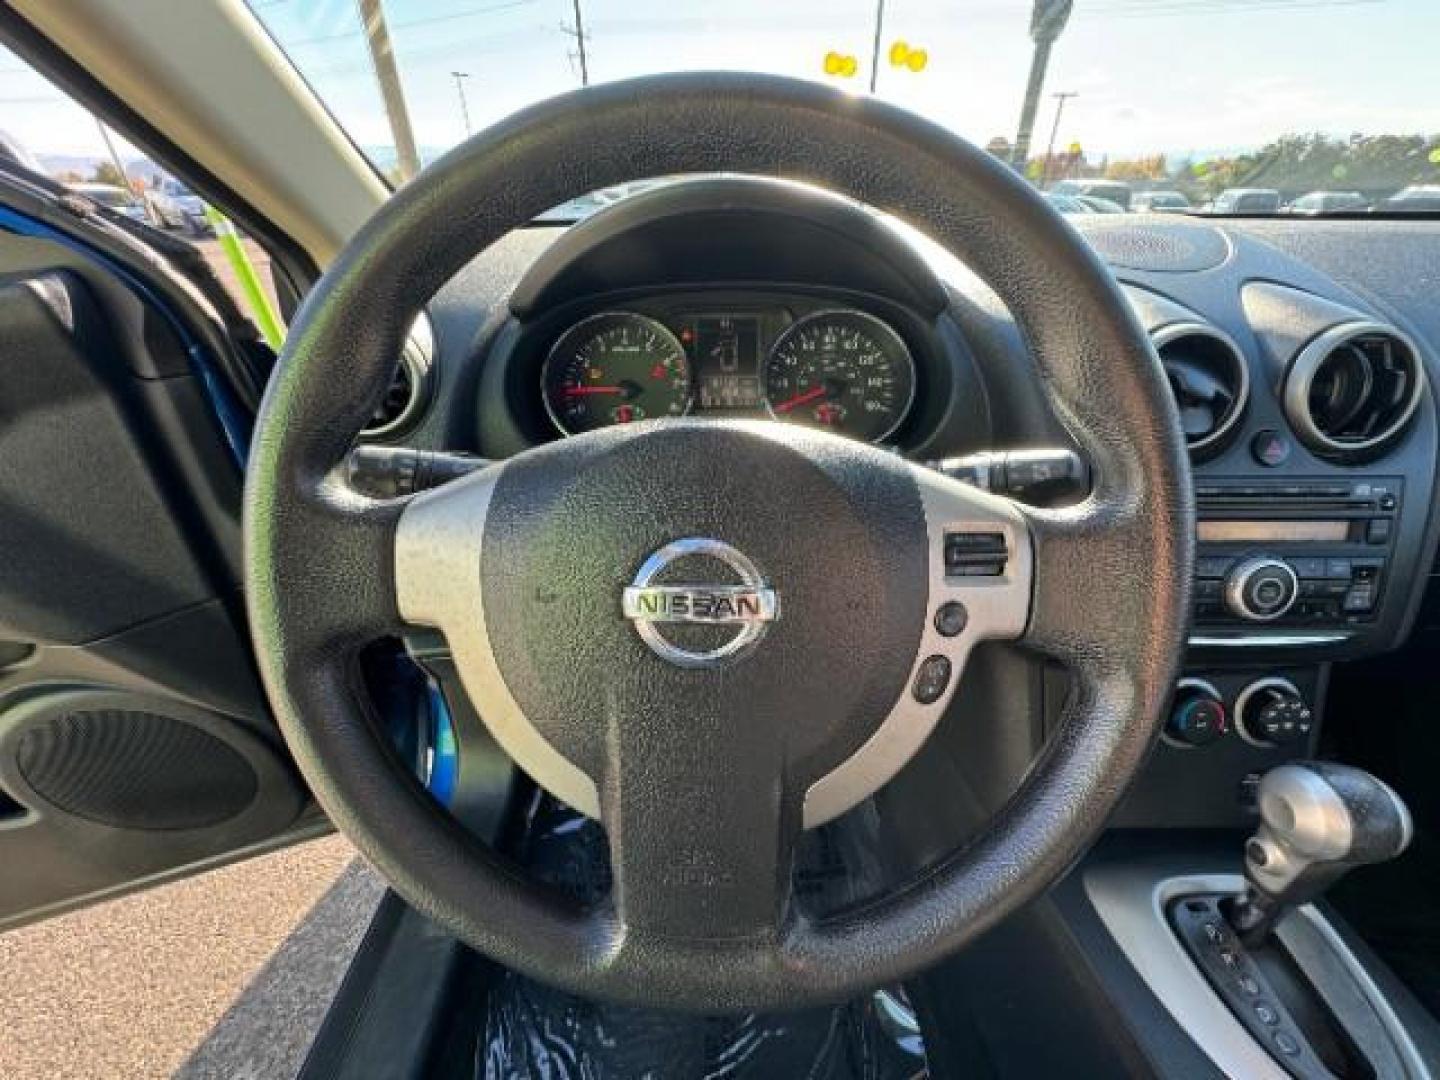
[{"x1": 0, "y1": 836, "x2": 382, "y2": 1079}]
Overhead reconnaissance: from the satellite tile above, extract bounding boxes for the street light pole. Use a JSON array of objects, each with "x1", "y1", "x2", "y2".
[
  {"x1": 1039, "y1": 91, "x2": 1077, "y2": 189},
  {"x1": 571, "y1": 0, "x2": 590, "y2": 86},
  {"x1": 868, "y1": 0, "x2": 886, "y2": 94},
  {"x1": 1012, "y1": 0, "x2": 1074, "y2": 170},
  {"x1": 357, "y1": 0, "x2": 422, "y2": 181},
  {"x1": 451, "y1": 71, "x2": 472, "y2": 137}
]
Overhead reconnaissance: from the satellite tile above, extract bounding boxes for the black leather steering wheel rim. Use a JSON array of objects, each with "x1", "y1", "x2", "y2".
[{"x1": 244, "y1": 72, "x2": 1193, "y2": 1011}]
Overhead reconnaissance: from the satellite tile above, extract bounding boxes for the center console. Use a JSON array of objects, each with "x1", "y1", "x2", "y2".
[
  {"x1": 1192, "y1": 478, "x2": 1402, "y2": 647},
  {"x1": 1112, "y1": 466, "x2": 1423, "y2": 830}
]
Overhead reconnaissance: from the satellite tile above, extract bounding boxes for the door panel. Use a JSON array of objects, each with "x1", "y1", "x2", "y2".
[{"x1": 0, "y1": 222, "x2": 310, "y2": 930}]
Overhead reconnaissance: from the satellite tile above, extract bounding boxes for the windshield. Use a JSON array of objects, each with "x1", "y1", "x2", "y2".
[{"x1": 242, "y1": 0, "x2": 1440, "y2": 219}]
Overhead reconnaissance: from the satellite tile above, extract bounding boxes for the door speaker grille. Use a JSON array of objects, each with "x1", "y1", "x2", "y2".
[{"x1": 16, "y1": 709, "x2": 258, "y2": 831}]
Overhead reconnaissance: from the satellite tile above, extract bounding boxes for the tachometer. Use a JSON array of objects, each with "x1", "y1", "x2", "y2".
[
  {"x1": 542, "y1": 312, "x2": 692, "y2": 435},
  {"x1": 762, "y1": 310, "x2": 915, "y2": 443}
]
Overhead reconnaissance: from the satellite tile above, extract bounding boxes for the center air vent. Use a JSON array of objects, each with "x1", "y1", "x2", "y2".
[
  {"x1": 1284, "y1": 323, "x2": 1423, "y2": 461},
  {"x1": 362, "y1": 315, "x2": 435, "y2": 439},
  {"x1": 1153, "y1": 322, "x2": 1249, "y2": 457}
]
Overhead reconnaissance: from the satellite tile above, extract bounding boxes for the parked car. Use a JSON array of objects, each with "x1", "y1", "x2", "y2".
[
  {"x1": 1210, "y1": 187, "x2": 1282, "y2": 213},
  {"x1": 68, "y1": 181, "x2": 148, "y2": 223},
  {"x1": 1373, "y1": 185, "x2": 1440, "y2": 212},
  {"x1": 1051, "y1": 179, "x2": 1133, "y2": 209},
  {"x1": 1285, "y1": 190, "x2": 1368, "y2": 214},
  {"x1": 144, "y1": 177, "x2": 212, "y2": 234},
  {"x1": 1076, "y1": 194, "x2": 1126, "y2": 214},
  {"x1": 1044, "y1": 192, "x2": 1092, "y2": 214},
  {"x1": 1132, "y1": 190, "x2": 1192, "y2": 213}
]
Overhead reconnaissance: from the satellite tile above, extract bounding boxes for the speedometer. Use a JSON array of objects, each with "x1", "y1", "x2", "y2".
[
  {"x1": 762, "y1": 310, "x2": 916, "y2": 443},
  {"x1": 542, "y1": 312, "x2": 693, "y2": 435}
]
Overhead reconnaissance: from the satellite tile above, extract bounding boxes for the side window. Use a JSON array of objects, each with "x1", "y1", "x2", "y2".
[{"x1": 0, "y1": 45, "x2": 284, "y2": 347}]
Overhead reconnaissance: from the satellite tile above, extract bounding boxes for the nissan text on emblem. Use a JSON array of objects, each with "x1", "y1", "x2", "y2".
[{"x1": 622, "y1": 537, "x2": 779, "y2": 668}]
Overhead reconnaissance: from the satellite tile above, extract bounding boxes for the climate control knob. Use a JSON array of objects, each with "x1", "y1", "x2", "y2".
[
  {"x1": 1224, "y1": 557, "x2": 1299, "y2": 622},
  {"x1": 1165, "y1": 680, "x2": 1228, "y2": 748},
  {"x1": 1236, "y1": 678, "x2": 1314, "y2": 747}
]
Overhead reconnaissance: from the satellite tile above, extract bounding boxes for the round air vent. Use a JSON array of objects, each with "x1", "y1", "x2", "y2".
[
  {"x1": 1284, "y1": 323, "x2": 1423, "y2": 460},
  {"x1": 1153, "y1": 322, "x2": 1249, "y2": 457},
  {"x1": 363, "y1": 315, "x2": 435, "y2": 438}
]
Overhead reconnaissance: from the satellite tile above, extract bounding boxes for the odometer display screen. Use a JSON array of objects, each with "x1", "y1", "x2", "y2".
[
  {"x1": 542, "y1": 312, "x2": 693, "y2": 435},
  {"x1": 691, "y1": 315, "x2": 762, "y2": 412}
]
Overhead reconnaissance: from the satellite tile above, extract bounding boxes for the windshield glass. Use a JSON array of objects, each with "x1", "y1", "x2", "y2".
[{"x1": 179, "y1": 4, "x2": 1440, "y2": 217}]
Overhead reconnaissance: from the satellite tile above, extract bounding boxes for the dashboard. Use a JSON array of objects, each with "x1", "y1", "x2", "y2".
[
  {"x1": 361, "y1": 174, "x2": 1440, "y2": 830},
  {"x1": 370, "y1": 176, "x2": 1440, "y2": 668}
]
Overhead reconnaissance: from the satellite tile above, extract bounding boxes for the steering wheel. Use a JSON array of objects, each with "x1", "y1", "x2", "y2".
[{"x1": 244, "y1": 73, "x2": 1192, "y2": 1011}]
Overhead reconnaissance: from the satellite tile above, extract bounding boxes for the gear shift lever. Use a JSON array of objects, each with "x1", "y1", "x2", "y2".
[{"x1": 1227, "y1": 761, "x2": 1412, "y2": 946}]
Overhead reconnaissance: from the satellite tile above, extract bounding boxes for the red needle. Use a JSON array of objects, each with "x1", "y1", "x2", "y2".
[
  {"x1": 772, "y1": 385, "x2": 828, "y2": 413},
  {"x1": 562, "y1": 385, "x2": 626, "y2": 397}
]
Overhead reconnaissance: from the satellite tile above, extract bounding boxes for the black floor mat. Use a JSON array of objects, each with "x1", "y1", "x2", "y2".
[{"x1": 477, "y1": 793, "x2": 926, "y2": 1080}]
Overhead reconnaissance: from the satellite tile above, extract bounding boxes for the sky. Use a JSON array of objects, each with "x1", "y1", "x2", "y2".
[{"x1": 2, "y1": 0, "x2": 1437, "y2": 169}]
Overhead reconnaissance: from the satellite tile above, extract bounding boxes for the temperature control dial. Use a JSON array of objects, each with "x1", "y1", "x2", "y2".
[
  {"x1": 1224, "y1": 557, "x2": 1299, "y2": 622},
  {"x1": 1165, "y1": 679, "x2": 1228, "y2": 748},
  {"x1": 1236, "y1": 678, "x2": 1314, "y2": 747}
]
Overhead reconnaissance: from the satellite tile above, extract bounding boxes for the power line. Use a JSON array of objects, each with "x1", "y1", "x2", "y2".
[
  {"x1": 1082, "y1": 0, "x2": 1383, "y2": 15},
  {"x1": 287, "y1": 0, "x2": 536, "y2": 47}
]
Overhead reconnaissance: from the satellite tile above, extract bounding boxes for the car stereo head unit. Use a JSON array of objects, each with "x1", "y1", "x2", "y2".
[{"x1": 1193, "y1": 478, "x2": 1400, "y2": 629}]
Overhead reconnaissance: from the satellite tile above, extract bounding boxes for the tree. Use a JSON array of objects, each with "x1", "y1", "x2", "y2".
[
  {"x1": 1104, "y1": 154, "x2": 1168, "y2": 182},
  {"x1": 985, "y1": 136, "x2": 1013, "y2": 160},
  {"x1": 91, "y1": 161, "x2": 125, "y2": 187},
  {"x1": 1189, "y1": 133, "x2": 1440, "y2": 199}
]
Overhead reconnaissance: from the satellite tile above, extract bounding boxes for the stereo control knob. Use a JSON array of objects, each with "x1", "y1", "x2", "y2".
[
  {"x1": 1165, "y1": 680, "x2": 1228, "y2": 748},
  {"x1": 1237, "y1": 679, "x2": 1314, "y2": 747},
  {"x1": 1224, "y1": 557, "x2": 1299, "y2": 622}
]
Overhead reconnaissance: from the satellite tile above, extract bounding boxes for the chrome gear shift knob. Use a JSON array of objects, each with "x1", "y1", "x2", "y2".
[{"x1": 1228, "y1": 762, "x2": 1412, "y2": 945}]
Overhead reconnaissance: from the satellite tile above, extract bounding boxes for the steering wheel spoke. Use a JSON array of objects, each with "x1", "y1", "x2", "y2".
[
  {"x1": 249, "y1": 474, "x2": 411, "y2": 657},
  {"x1": 1019, "y1": 494, "x2": 1188, "y2": 670},
  {"x1": 599, "y1": 720, "x2": 801, "y2": 945},
  {"x1": 801, "y1": 463, "x2": 1033, "y2": 826}
]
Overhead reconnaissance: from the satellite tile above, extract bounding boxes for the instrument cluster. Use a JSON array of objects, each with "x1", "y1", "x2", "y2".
[{"x1": 540, "y1": 305, "x2": 917, "y2": 444}]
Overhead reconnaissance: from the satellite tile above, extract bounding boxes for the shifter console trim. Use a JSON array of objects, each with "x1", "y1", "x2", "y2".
[
  {"x1": 1170, "y1": 893, "x2": 1333, "y2": 1077},
  {"x1": 1086, "y1": 868, "x2": 1293, "y2": 1080},
  {"x1": 1084, "y1": 868, "x2": 1431, "y2": 1080}
]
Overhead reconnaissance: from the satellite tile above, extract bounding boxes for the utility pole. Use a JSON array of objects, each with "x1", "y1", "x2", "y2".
[
  {"x1": 868, "y1": 0, "x2": 886, "y2": 94},
  {"x1": 93, "y1": 116, "x2": 131, "y2": 190},
  {"x1": 1012, "y1": 0, "x2": 1074, "y2": 172},
  {"x1": 356, "y1": 0, "x2": 422, "y2": 181},
  {"x1": 562, "y1": 0, "x2": 590, "y2": 87},
  {"x1": 451, "y1": 71, "x2": 472, "y2": 137},
  {"x1": 1039, "y1": 91, "x2": 1077, "y2": 189}
]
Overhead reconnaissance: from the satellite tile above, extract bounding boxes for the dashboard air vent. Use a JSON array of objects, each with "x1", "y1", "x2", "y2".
[
  {"x1": 368, "y1": 361, "x2": 417, "y2": 433},
  {"x1": 1153, "y1": 323, "x2": 1249, "y2": 457},
  {"x1": 1284, "y1": 323, "x2": 1423, "y2": 461},
  {"x1": 362, "y1": 315, "x2": 435, "y2": 439}
]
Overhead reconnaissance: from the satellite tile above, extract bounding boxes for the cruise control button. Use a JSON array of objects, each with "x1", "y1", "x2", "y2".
[
  {"x1": 912, "y1": 655, "x2": 953, "y2": 705},
  {"x1": 1274, "y1": 1031, "x2": 1302, "y2": 1057},
  {"x1": 934, "y1": 602, "x2": 968, "y2": 637}
]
